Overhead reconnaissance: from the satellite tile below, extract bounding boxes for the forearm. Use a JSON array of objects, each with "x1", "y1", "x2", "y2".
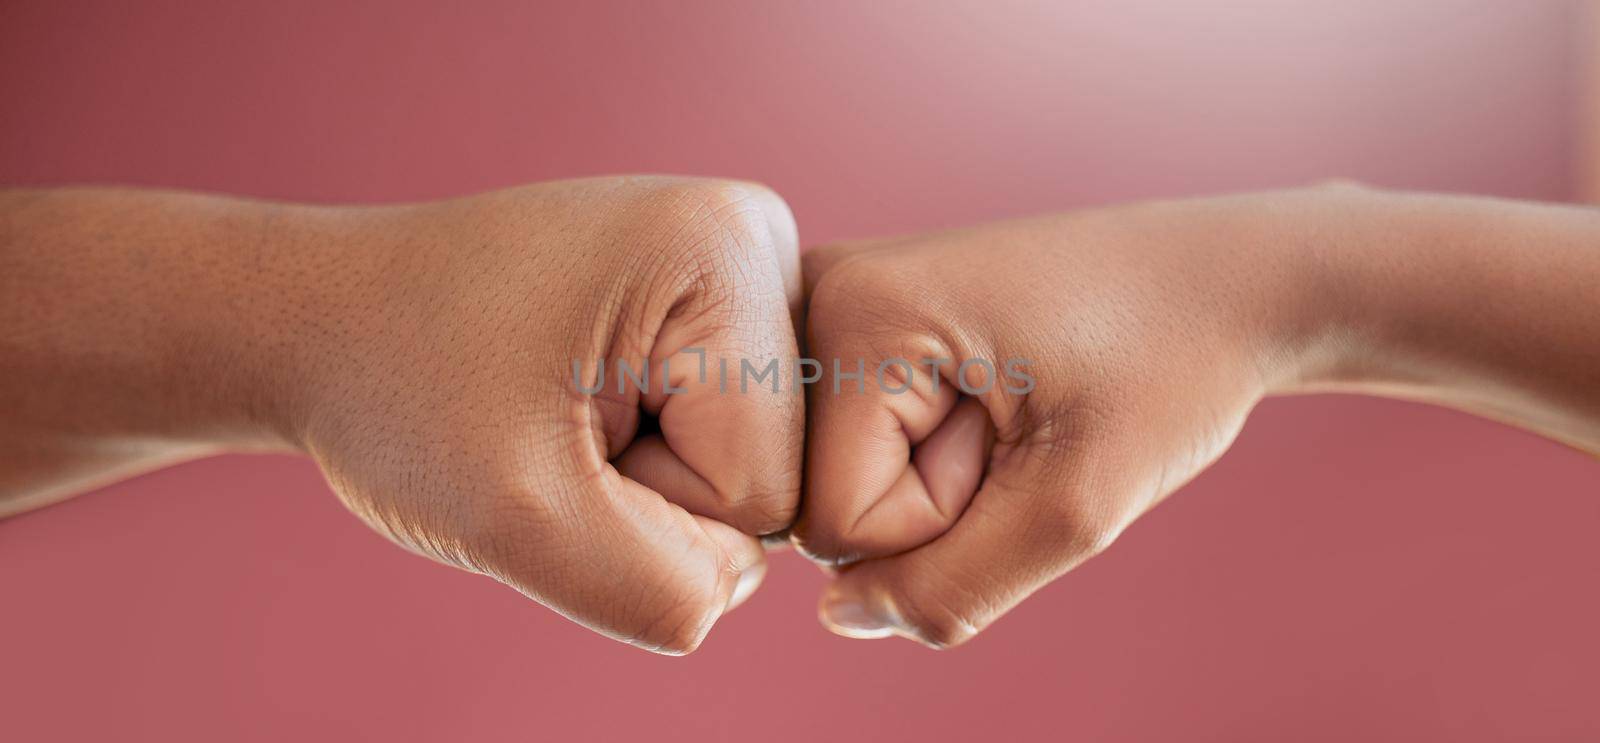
[
  {"x1": 0, "y1": 188, "x2": 312, "y2": 511},
  {"x1": 1288, "y1": 187, "x2": 1600, "y2": 453}
]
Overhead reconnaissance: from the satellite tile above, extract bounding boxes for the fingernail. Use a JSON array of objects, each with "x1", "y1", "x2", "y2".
[
  {"x1": 727, "y1": 561, "x2": 767, "y2": 611},
  {"x1": 819, "y1": 590, "x2": 895, "y2": 639}
]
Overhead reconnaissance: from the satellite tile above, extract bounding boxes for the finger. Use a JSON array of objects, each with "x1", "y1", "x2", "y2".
[
  {"x1": 816, "y1": 443, "x2": 1131, "y2": 649},
  {"x1": 912, "y1": 396, "x2": 994, "y2": 517},
  {"x1": 803, "y1": 394, "x2": 992, "y2": 562},
  {"x1": 792, "y1": 277, "x2": 964, "y2": 563},
  {"x1": 614, "y1": 433, "x2": 801, "y2": 557},
  {"x1": 619, "y1": 183, "x2": 804, "y2": 536},
  {"x1": 697, "y1": 513, "x2": 767, "y2": 612},
  {"x1": 465, "y1": 462, "x2": 764, "y2": 655}
]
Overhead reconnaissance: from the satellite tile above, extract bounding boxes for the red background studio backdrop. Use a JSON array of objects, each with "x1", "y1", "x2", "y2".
[{"x1": 3, "y1": 2, "x2": 1598, "y2": 741}]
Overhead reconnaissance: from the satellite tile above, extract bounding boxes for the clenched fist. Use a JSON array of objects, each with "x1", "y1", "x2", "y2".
[
  {"x1": 298, "y1": 177, "x2": 806, "y2": 653},
  {"x1": 795, "y1": 184, "x2": 1600, "y2": 648},
  {"x1": 2, "y1": 177, "x2": 804, "y2": 654},
  {"x1": 9, "y1": 180, "x2": 1599, "y2": 654}
]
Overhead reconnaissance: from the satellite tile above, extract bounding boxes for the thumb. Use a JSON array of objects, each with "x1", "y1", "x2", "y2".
[
  {"x1": 817, "y1": 438, "x2": 1132, "y2": 649},
  {"x1": 463, "y1": 460, "x2": 766, "y2": 655}
]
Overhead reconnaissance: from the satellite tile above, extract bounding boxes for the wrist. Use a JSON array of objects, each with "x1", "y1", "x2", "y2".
[
  {"x1": 1266, "y1": 184, "x2": 1600, "y2": 442},
  {"x1": 0, "y1": 188, "x2": 331, "y2": 503},
  {"x1": 208, "y1": 201, "x2": 399, "y2": 453},
  {"x1": 1257, "y1": 183, "x2": 1403, "y2": 396},
  {"x1": 86, "y1": 192, "x2": 373, "y2": 454},
  {"x1": 1163, "y1": 184, "x2": 1384, "y2": 400},
  {"x1": 1256, "y1": 183, "x2": 1477, "y2": 401},
  {"x1": 142, "y1": 195, "x2": 321, "y2": 452}
]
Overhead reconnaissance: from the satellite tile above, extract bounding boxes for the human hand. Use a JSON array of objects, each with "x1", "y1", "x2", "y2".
[
  {"x1": 794, "y1": 188, "x2": 1346, "y2": 647},
  {"x1": 14, "y1": 180, "x2": 1596, "y2": 655},
  {"x1": 270, "y1": 177, "x2": 803, "y2": 653}
]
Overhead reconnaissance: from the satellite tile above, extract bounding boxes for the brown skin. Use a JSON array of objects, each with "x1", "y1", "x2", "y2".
[
  {"x1": 0, "y1": 177, "x2": 804, "y2": 655},
  {"x1": 6, "y1": 181, "x2": 1598, "y2": 654},
  {"x1": 797, "y1": 184, "x2": 1600, "y2": 648}
]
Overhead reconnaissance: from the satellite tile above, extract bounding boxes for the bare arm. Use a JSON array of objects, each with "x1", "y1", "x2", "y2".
[
  {"x1": 0, "y1": 188, "x2": 302, "y2": 514},
  {"x1": 796, "y1": 184, "x2": 1600, "y2": 648},
  {"x1": 1, "y1": 180, "x2": 805, "y2": 654},
  {"x1": 1293, "y1": 187, "x2": 1600, "y2": 452}
]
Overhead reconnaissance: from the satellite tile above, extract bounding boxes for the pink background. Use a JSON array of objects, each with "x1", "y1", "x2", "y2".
[{"x1": 3, "y1": 1, "x2": 1598, "y2": 740}]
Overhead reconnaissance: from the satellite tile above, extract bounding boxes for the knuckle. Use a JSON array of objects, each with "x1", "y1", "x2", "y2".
[
  {"x1": 799, "y1": 241, "x2": 856, "y2": 290},
  {"x1": 731, "y1": 485, "x2": 799, "y2": 536},
  {"x1": 625, "y1": 179, "x2": 793, "y2": 332},
  {"x1": 805, "y1": 256, "x2": 928, "y2": 356},
  {"x1": 787, "y1": 509, "x2": 864, "y2": 566},
  {"x1": 1037, "y1": 493, "x2": 1123, "y2": 560},
  {"x1": 705, "y1": 485, "x2": 795, "y2": 537},
  {"x1": 1013, "y1": 411, "x2": 1128, "y2": 560},
  {"x1": 893, "y1": 574, "x2": 991, "y2": 649},
  {"x1": 909, "y1": 607, "x2": 981, "y2": 649},
  {"x1": 790, "y1": 495, "x2": 897, "y2": 567},
  {"x1": 876, "y1": 354, "x2": 918, "y2": 391},
  {"x1": 640, "y1": 179, "x2": 779, "y2": 273},
  {"x1": 704, "y1": 430, "x2": 802, "y2": 535},
  {"x1": 790, "y1": 517, "x2": 858, "y2": 567},
  {"x1": 457, "y1": 495, "x2": 560, "y2": 583},
  {"x1": 1069, "y1": 515, "x2": 1121, "y2": 559},
  {"x1": 632, "y1": 607, "x2": 713, "y2": 656},
  {"x1": 808, "y1": 254, "x2": 898, "y2": 318},
  {"x1": 623, "y1": 569, "x2": 723, "y2": 656}
]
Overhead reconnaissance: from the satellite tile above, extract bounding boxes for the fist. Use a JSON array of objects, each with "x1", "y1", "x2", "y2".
[
  {"x1": 796, "y1": 191, "x2": 1326, "y2": 647},
  {"x1": 276, "y1": 177, "x2": 803, "y2": 654}
]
